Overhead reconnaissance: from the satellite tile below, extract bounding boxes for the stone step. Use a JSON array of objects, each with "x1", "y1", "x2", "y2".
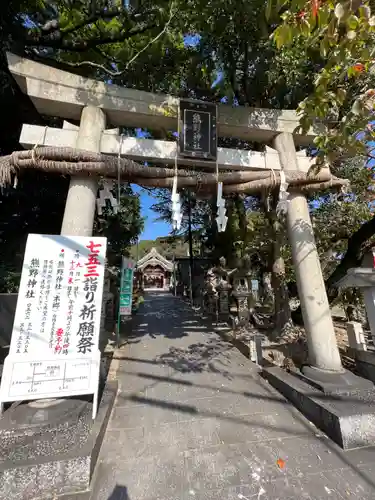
[{"x1": 264, "y1": 366, "x2": 375, "y2": 450}]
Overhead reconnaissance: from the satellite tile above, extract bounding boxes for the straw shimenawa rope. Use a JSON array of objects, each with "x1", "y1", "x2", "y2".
[{"x1": 0, "y1": 147, "x2": 349, "y2": 194}]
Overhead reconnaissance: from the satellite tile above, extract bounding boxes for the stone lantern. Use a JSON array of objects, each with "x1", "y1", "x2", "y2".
[{"x1": 230, "y1": 255, "x2": 253, "y2": 326}]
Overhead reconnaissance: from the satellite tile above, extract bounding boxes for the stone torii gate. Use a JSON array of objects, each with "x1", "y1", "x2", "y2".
[
  {"x1": 5, "y1": 52, "x2": 346, "y2": 377},
  {"x1": 6, "y1": 52, "x2": 374, "y2": 447}
]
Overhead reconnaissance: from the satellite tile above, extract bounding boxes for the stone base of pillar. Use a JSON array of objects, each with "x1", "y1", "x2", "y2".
[
  {"x1": 0, "y1": 379, "x2": 117, "y2": 498},
  {"x1": 347, "y1": 350, "x2": 375, "y2": 385},
  {"x1": 264, "y1": 365, "x2": 375, "y2": 449},
  {"x1": 301, "y1": 364, "x2": 372, "y2": 393}
]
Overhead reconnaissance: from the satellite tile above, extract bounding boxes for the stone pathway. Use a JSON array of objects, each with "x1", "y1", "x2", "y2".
[{"x1": 92, "y1": 292, "x2": 375, "y2": 500}]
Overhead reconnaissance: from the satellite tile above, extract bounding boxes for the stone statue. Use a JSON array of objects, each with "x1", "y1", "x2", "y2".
[
  {"x1": 202, "y1": 268, "x2": 217, "y2": 315},
  {"x1": 213, "y1": 257, "x2": 234, "y2": 317},
  {"x1": 204, "y1": 268, "x2": 218, "y2": 295},
  {"x1": 216, "y1": 256, "x2": 229, "y2": 277},
  {"x1": 213, "y1": 256, "x2": 237, "y2": 287}
]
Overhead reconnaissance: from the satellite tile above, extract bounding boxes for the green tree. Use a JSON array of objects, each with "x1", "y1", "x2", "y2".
[
  {"x1": 267, "y1": 0, "x2": 375, "y2": 160},
  {"x1": 0, "y1": 1, "x2": 148, "y2": 290},
  {"x1": 95, "y1": 183, "x2": 144, "y2": 267},
  {"x1": 129, "y1": 235, "x2": 189, "y2": 260},
  {"x1": 3, "y1": 0, "x2": 374, "y2": 317},
  {"x1": 266, "y1": 0, "x2": 375, "y2": 298}
]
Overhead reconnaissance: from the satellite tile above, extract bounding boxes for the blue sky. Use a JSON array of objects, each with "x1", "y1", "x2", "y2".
[
  {"x1": 134, "y1": 185, "x2": 170, "y2": 240},
  {"x1": 131, "y1": 127, "x2": 170, "y2": 240}
]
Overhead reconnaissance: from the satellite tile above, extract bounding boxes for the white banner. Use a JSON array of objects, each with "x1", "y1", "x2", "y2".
[{"x1": 0, "y1": 234, "x2": 107, "y2": 417}]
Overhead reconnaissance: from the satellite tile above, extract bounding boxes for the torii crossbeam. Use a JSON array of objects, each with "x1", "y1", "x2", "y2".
[{"x1": 7, "y1": 52, "x2": 323, "y2": 147}]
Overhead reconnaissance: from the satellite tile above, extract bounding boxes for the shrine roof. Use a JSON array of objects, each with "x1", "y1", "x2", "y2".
[{"x1": 137, "y1": 248, "x2": 173, "y2": 272}]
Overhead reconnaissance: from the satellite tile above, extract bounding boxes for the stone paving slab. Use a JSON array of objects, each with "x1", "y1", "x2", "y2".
[{"x1": 91, "y1": 292, "x2": 375, "y2": 500}]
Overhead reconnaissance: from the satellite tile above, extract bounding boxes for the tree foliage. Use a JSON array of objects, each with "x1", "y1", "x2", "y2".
[
  {"x1": 267, "y1": 0, "x2": 375, "y2": 161},
  {"x1": 129, "y1": 235, "x2": 189, "y2": 260},
  {"x1": 95, "y1": 183, "x2": 144, "y2": 267},
  {"x1": 0, "y1": 1, "x2": 149, "y2": 291},
  {"x1": 1, "y1": 0, "x2": 375, "y2": 318}
]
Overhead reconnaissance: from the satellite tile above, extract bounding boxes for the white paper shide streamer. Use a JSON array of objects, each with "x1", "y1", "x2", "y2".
[
  {"x1": 276, "y1": 170, "x2": 290, "y2": 216},
  {"x1": 216, "y1": 181, "x2": 228, "y2": 232},
  {"x1": 171, "y1": 105, "x2": 183, "y2": 231},
  {"x1": 97, "y1": 180, "x2": 119, "y2": 215},
  {"x1": 171, "y1": 176, "x2": 182, "y2": 230}
]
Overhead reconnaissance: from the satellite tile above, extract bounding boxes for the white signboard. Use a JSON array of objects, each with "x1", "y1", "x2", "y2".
[{"x1": 0, "y1": 234, "x2": 107, "y2": 418}]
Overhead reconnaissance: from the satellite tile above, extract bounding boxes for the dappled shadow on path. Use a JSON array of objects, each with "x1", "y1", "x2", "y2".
[
  {"x1": 111, "y1": 294, "x2": 375, "y2": 496},
  {"x1": 115, "y1": 351, "x2": 258, "y2": 381},
  {"x1": 122, "y1": 291, "x2": 238, "y2": 377},
  {"x1": 114, "y1": 371, "x2": 375, "y2": 494},
  {"x1": 116, "y1": 337, "x2": 237, "y2": 378},
  {"x1": 117, "y1": 390, "x2": 312, "y2": 437},
  {"x1": 115, "y1": 366, "x2": 288, "y2": 400},
  {"x1": 115, "y1": 355, "x2": 375, "y2": 406},
  {"x1": 107, "y1": 485, "x2": 130, "y2": 500},
  {"x1": 156, "y1": 341, "x2": 233, "y2": 374},
  {"x1": 124, "y1": 292, "x2": 208, "y2": 343}
]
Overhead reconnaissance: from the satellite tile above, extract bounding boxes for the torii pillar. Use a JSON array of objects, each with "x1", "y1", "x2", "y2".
[
  {"x1": 60, "y1": 106, "x2": 106, "y2": 236},
  {"x1": 273, "y1": 132, "x2": 366, "y2": 387}
]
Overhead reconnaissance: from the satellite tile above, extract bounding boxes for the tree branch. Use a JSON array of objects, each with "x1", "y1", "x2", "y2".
[
  {"x1": 25, "y1": 21, "x2": 157, "y2": 52},
  {"x1": 36, "y1": 1, "x2": 176, "y2": 77},
  {"x1": 60, "y1": 7, "x2": 126, "y2": 37},
  {"x1": 229, "y1": 66, "x2": 243, "y2": 105},
  {"x1": 326, "y1": 214, "x2": 375, "y2": 293},
  {"x1": 39, "y1": 6, "x2": 155, "y2": 37},
  {"x1": 242, "y1": 42, "x2": 251, "y2": 104},
  {"x1": 22, "y1": 0, "x2": 175, "y2": 59}
]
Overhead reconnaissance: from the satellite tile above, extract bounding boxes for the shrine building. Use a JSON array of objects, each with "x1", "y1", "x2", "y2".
[{"x1": 137, "y1": 248, "x2": 173, "y2": 290}]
